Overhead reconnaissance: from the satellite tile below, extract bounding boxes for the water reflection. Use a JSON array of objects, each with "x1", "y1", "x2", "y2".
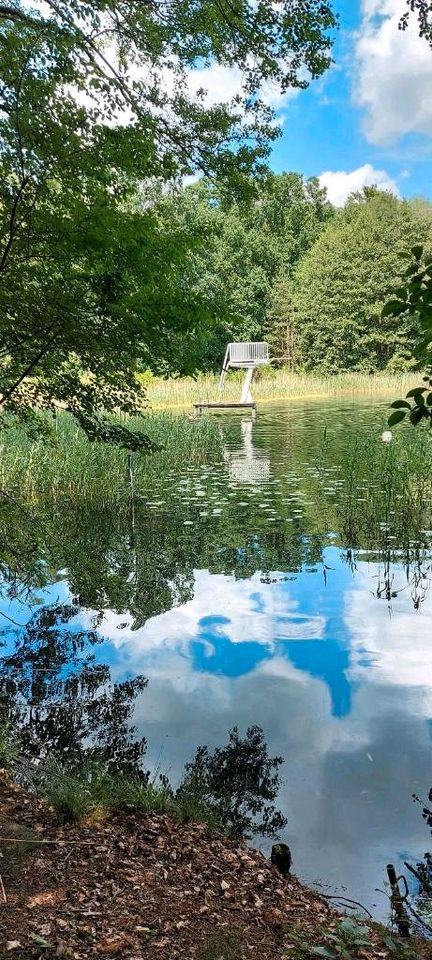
[
  {"x1": 224, "y1": 416, "x2": 270, "y2": 484},
  {"x1": 1, "y1": 398, "x2": 432, "y2": 917}
]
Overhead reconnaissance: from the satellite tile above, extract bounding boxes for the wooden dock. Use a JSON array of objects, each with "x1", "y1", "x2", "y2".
[{"x1": 194, "y1": 401, "x2": 256, "y2": 412}]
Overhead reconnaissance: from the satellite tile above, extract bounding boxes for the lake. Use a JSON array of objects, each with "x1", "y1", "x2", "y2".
[{"x1": 1, "y1": 397, "x2": 432, "y2": 920}]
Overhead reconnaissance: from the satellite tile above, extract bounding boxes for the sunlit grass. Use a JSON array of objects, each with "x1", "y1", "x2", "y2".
[{"x1": 141, "y1": 369, "x2": 416, "y2": 409}]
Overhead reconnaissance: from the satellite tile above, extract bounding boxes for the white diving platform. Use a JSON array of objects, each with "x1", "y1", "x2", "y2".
[{"x1": 194, "y1": 341, "x2": 269, "y2": 412}]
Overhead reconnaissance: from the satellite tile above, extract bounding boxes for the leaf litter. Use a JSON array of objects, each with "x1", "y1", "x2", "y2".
[{"x1": 0, "y1": 773, "x2": 424, "y2": 960}]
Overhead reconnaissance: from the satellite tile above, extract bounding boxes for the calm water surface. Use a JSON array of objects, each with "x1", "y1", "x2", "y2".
[{"x1": 2, "y1": 398, "x2": 432, "y2": 918}]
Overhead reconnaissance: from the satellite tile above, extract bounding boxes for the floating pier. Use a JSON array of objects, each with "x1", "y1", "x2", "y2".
[{"x1": 194, "y1": 400, "x2": 256, "y2": 413}]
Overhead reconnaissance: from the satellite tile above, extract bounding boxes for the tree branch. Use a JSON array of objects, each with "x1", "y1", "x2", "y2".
[
  {"x1": 0, "y1": 320, "x2": 60, "y2": 406},
  {"x1": 0, "y1": 175, "x2": 30, "y2": 276},
  {"x1": 0, "y1": 4, "x2": 38, "y2": 22}
]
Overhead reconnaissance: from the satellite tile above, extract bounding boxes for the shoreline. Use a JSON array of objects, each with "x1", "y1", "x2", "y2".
[
  {"x1": 144, "y1": 371, "x2": 415, "y2": 412},
  {"x1": 0, "y1": 772, "x2": 424, "y2": 960}
]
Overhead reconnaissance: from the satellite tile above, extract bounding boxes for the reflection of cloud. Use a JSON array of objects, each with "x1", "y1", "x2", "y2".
[
  {"x1": 130, "y1": 645, "x2": 431, "y2": 919},
  {"x1": 99, "y1": 556, "x2": 432, "y2": 916},
  {"x1": 89, "y1": 571, "x2": 325, "y2": 655},
  {"x1": 4, "y1": 552, "x2": 432, "y2": 918},
  {"x1": 345, "y1": 565, "x2": 432, "y2": 701}
]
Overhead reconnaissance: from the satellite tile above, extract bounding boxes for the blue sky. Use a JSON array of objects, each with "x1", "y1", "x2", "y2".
[{"x1": 268, "y1": 0, "x2": 432, "y2": 204}]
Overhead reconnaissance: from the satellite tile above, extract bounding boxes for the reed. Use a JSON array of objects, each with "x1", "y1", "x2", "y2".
[
  {"x1": 337, "y1": 430, "x2": 432, "y2": 552},
  {"x1": 142, "y1": 369, "x2": 416, "y2": 410},
  {"x1": 0, "y1": 411, "x2": 223, "y2": 503}
]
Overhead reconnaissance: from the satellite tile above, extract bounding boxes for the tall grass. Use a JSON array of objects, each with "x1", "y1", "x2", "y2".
[
  {"x1": 142, "y1": 369, "x2": 416, "y2": 409},
  {"x1": 0, "y1": 411, "x2": 223, "y2": 503},
  {"x1": 34, "y1": 760, "x2": 221, "y2": 831},
  {"x1": 338, "y1": 430, "x2": 432, "y2": 551}
]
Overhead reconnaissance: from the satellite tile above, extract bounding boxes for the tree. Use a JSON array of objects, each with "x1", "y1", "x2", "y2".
[
  {"x1": 0, "y1": 602, "x2": 148, "y2": 770},
  {"x1": 289, "y1": 189, "x2": 432, "y2": 373},
  {"x1": 158, "y1": 172, "x2": 333, "y2": 366},
  {"x1": 177, "y1": 725, "x2": 287, "y2": 839},
  {"x1": 0, "y1": 2, "x2": 337, "y2": 440}
]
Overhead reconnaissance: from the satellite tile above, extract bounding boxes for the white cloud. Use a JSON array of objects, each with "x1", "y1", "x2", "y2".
[
  {"x1": 354, "y1": 0, "x2": 432, "y2": 145},
  {"x1": 319, "y1": 163, "x2": 399, "y2": 206},
  {"x1": 185, "y1": 61, "x2": 299, "y2": 120}
]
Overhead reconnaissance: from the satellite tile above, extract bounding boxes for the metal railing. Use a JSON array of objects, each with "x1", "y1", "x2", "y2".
[{"x1": 228, "y1": 342, "x2": 269, "y2": 365}]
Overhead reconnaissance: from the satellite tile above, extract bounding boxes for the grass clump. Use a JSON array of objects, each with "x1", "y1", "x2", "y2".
[
  {"x1": 0, "y1": 722, "x2": 20, "y2": 770},
  {"x1": 42, "y1": 761, "x2": 225, "y2": 832},
  {"x1": 39, "y1": 760, "x2": 222, "y2": 831},
  {"x1": 37, "y1": 725, "x2": 286, "y2": 841},
  {"x1": 339, "y1": 430, "x2": 432, "y2": 552},
  {"x1": 41, "y1": 762, "x2": 177, "y2": 824},
  {"x1": 0, "y1": 410, "x2": 222, "y2": 503}
]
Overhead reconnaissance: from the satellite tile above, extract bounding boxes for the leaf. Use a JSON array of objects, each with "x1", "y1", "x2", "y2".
[
  {"x1": 410, "y1": 407, "x2": 426, "y2": 426},
  {"x1": 406, "y1": 387, "x2": 428, "y2": 397},
  {"x1": 411, "y1": 244, "x2": 424, "y2": 259},
  {"x1": 388, "y1": 410, "x2": 407, "y2": 426},
  {"x1": 390, "y1": 400, "x2": 411, "y2": 409},
  {"x1": 381, "y1": 300, "x2": 406, "y2": 317}
]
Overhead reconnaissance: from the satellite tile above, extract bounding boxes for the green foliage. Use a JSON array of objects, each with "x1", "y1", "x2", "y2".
[
  {"x1": 289, "y1": 919, "x2": 376, "y2": 960},
  {"x1": 158, "y1": 173, "x2": 333, "y2": 366},
  {"x1": 0, "y1": 2, "x2": 336, "y2": 437},
  {"x1": 384, "y1": 245, "x2": 432, "y2": 428},
  {"x1": 289, "y1": 190, "x2": 432, "y2": 373},
  {"x1": 177, "y1": 725, "x2": 287, "y2": 839}
]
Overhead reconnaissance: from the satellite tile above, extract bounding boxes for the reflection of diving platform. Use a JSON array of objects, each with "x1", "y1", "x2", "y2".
[{"x1": 224, "y1": 418, "x2": 270, "y2": 484}]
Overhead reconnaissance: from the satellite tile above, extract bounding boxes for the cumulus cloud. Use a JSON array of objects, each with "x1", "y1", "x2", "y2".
[
  {"x1": 354, "y1": 0, "x2": 432, "y2": 145},
  {"x1": 185, "y1": 60, "x2": 299, "y2": 119},
  {"x1": 319, "y1": 163, "x2": 399, "y2": 206}
]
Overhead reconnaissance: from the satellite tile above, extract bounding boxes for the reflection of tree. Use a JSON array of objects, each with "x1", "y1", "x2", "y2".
[
  {"x1": 1, "y1": 493, "x2": 328, "y2": 628},
  {"x1": 0, "y1": 493, "x2": 51, "y2": 602},
  {"x1": 0, "y1": 603, "x2": 147, "y2": 770}
]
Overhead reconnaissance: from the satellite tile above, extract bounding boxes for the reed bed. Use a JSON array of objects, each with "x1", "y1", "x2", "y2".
[
  {"x1": 0, "y1": 411, "x2": 223, "y2": 503},
  {"x1": 142, "y1": 369, "x2": 416, "y2": 409},
  {"x1": 337, "y1": 430, "x2": 432, "y2": 551}
]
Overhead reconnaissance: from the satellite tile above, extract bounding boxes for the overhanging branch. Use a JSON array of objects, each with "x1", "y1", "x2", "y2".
[{"x1": 0, "y1": 5, "x2": 33, "y2": 21}]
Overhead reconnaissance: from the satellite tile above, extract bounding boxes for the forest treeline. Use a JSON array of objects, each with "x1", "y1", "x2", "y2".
[{"x1": 157, "y1": 176, "x2": 432, "y2": 374}]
